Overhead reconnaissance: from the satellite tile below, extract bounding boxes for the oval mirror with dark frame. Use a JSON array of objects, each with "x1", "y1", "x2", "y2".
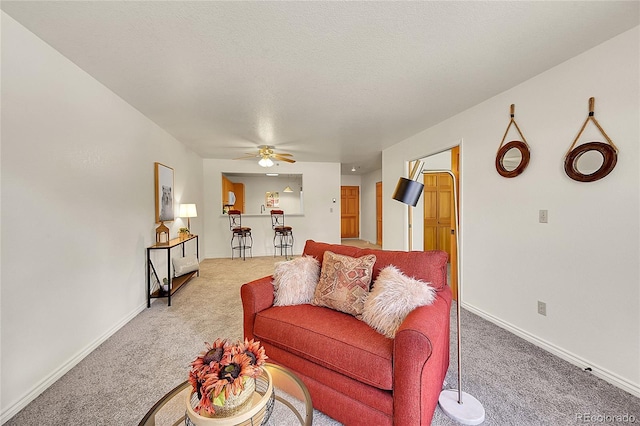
[
  {"x1": 564, "y1": 98, "x2": 619, "y2": 183},
  {"x1": 495, "y1": 140, "x2": 531, "y2": 178},
  {"x1": 564, "y1": 141, "x2": 617, "y2": 183}
]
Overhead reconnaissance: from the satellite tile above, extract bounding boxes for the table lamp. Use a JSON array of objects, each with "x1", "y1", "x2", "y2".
[{"x1": 179, "y1": 203, "x2": 198, "y2": 235}]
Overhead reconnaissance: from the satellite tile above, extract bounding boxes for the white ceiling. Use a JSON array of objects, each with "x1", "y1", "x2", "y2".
[{"x1": 2, "y1": 1, "x2": 638, "y2": 175}]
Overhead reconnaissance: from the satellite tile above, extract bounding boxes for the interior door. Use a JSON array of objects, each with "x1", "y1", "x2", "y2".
[
  {"x1": 341, "y1": 186, "x2": 359, "y2": 238},
  {"x1": 423, "y1": 173, "x2": 453, "y2": 259},
  {"x1": 376, "y1": 182, "x2": 382, "y2": 246},
  {"x1": 423, "y1": 146, "x2": 459, "y2": 300}
]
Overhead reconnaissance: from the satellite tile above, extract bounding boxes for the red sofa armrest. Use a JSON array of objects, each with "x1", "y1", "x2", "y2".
[
  {"x1": 241, "y1": 276, "x2": 275, "y2": 340},
  {"x1": 393, "y1": 289, "x2": 452, "y2": 425}
]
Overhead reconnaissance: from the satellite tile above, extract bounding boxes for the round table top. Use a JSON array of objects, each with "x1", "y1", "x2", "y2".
[{"x1": 138, "y1": 363, "x2": 313, "y2": 426}]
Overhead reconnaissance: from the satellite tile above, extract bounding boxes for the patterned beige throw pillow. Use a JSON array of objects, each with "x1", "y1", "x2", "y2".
[{"x1": 312, "y1": 251, "x2": 376, "y2": 317}]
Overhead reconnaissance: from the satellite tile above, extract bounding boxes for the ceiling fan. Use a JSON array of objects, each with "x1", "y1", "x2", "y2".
[{"x1": 233, "y1": 145, "x2": 296, "y2": 167}]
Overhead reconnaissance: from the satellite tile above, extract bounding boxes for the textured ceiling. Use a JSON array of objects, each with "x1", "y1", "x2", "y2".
[{"x1": 2, "y1": 1, "x2": 638, "y2": 174}]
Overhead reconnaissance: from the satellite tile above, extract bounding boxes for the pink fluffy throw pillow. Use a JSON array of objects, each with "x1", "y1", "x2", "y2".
[
  {"x1": 362, "y1": 265, "x2": 436, "y2": 338},
  {"x1": 272, "y1": 255, "x2": 321, "y2": 306}
]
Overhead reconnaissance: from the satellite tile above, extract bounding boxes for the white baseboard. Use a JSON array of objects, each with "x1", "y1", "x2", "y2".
[
  {"x1": 462, "y1": 302, "x2": 640, "y2": 399},
  {"x1": 1, "y1": 302, "x2": 147, "y2": 424}
]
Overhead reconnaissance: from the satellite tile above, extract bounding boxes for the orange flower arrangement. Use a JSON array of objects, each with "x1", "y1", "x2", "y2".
[{"x1": 188, "y1": 338, "x2": 267, "y2": 416}]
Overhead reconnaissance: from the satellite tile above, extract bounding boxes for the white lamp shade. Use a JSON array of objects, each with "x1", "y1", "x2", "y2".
[{"x1": 179, "y1": 203, "x2": 198, "y2": 218}]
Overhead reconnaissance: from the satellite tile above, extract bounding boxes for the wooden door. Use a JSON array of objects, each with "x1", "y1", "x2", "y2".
[
  {"x1": 423, "y1": 147, "x2": 460, "y2": 300},
  {"x1": 376, "y1": 182, "x2": 382, "y2": 246},
  {"x1": 341, "y1": 186, "x2": 359, "y2": 238},
  {"x1": 423, "y1": 173, "x2": 453, "y2": 260}
]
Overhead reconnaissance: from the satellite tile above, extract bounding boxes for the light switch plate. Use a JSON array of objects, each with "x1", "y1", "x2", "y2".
[
  {"x1": 539, "y1": 210, "x2": 548, "y2": 223},
  {"x1": 538, "y1": 301, "x2": 547, "y2": 316}
]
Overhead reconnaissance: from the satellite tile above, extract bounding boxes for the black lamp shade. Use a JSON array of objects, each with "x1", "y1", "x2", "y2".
[{"x1": 392, "y1": 177, "x2": 424, "y2": 207}]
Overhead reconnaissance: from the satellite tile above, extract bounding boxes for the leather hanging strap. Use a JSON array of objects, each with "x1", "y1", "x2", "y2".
[
  {"x1": 497, "y1": 104, "x2": 529, "y2": 153},
  {"x1": 566, "y1": 97, "x2": 618, "y2": 156}
]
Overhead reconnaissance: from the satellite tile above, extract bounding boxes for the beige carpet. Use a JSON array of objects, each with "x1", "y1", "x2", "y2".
[
  {"x1": 5, "y1": 256, "x2": 337, "y2": 425},
  {"x1": 6, "y1": 254, "x2": 639, "y2": 425}
]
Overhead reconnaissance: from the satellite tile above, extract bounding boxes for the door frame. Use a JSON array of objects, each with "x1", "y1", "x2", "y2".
[
  {"x1": 376, "y1": 181, "x2": 383, "y2": 246},
  {"x1": 407, "y1": 143, "x2": 461, "y2": 300}
]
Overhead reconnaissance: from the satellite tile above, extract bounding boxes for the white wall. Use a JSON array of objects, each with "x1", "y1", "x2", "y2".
[
  {"x1": 422, "y1": 150, "x2": 452, "y2": 170},
  {"x1": 360, "y1": 169, "x2": 382, "y2": 244},
  {"x1": 340, "y1": 174, "x2": 361, "y2": 187},
  {"x1": 0, "y1": 14, "x2": 204, "y2": 422},
  {"x1": 383, "y1": 27, "x2": 640, "y2": 396},
  {"x1": 204, "y1": 160, "x2": 341, "y2": 258}
]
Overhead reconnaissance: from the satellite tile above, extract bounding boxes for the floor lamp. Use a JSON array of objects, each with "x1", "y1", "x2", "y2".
[{"x1": 392, "y1": 163, "x2": 485, "y2": 425}]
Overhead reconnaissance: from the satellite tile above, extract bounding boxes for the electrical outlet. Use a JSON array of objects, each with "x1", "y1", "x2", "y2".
[
  {"x1": 537, "y1": 301, "x2": 547, "y2": 316},
  {"x1": 539, "y1": 210, "x2": 548, "y2": 223}
]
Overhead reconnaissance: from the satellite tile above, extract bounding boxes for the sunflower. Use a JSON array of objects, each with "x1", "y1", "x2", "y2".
[
  {"x1": 223, "y1": 353, "x2": 254, "y2": 398},
  {"x1": 191, "y1": 339, "x2": 228, "y2": 371},
  {"x1": 238, "y1": 338, "x2": 268, "y2": 372},
  {"x1": 188, "y1": 339, "x2": 267, "y2": 415},
  {"x1": 193, "y1": 363, "x2": 220, "y2": 415}
]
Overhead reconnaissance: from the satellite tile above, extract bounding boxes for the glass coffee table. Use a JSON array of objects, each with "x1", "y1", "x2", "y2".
[{"x1": 139, "y1": 363, "x2": 313, "y2": 426}]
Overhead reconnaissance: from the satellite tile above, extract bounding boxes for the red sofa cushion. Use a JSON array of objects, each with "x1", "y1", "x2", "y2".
[
  {"x1": 302, "y1": 240, "x2": 361, "y2": 263},
  {"x1": 253, "y1": 304, "x2": 399, "y2": 390}
]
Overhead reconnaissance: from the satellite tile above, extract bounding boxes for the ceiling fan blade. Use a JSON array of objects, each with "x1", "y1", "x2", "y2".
[
  {"x1": 275, "y1": 152, "x2": 294, "y2": 157},
  {"x1": 273, "y1": 155, "x2": 296, "y2": 163},
  {"x1": 233, "y1": 154, "x2": 258, "y2": 160}
]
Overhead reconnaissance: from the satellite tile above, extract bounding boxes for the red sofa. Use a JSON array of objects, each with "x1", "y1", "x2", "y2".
[{"x1": 241, "y1": 240, "x2": 452, "y2": 425}]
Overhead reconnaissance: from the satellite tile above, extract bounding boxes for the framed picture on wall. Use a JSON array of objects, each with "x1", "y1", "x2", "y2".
[
  {"x1": 155, "y1": 162, "x2": 174, "y2": 223},
  {"x1": 266, "y1": 191, "x2": 279, "y2": 208}
]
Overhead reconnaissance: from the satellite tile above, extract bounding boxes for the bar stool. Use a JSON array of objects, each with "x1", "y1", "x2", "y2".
[
  {"x1": 228, "y1": 210, "x2": 252, "y2": 260},
  {"x1": 270, "y1": 210, "x2": 293, "y2": 260}
]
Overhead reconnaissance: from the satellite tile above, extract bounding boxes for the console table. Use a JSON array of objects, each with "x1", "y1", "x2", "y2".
[{"x1": 147, "y1": 235, "x2": 199, "y2": 307}]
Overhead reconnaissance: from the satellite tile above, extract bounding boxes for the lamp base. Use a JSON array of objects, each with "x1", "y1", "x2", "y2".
[{"x1": 438, "y1": 389, "x2": 485, "y2": 425}]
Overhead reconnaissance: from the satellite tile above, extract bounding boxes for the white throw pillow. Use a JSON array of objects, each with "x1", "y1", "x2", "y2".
[
  {"x1": 361, "y1": 265, "x2": 436, "y2": 338},
  {"x1": 173, "y1": 255, "x2": 199, "y2": 277},
  {"x1": 273, "y1": 255, "x2": 321, "y2": 306}
]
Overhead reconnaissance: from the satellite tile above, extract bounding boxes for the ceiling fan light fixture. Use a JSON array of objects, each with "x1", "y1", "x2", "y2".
[
  {"x1": 235, "y1": 145, "x2": 295, "y2": 165},
  {"x1": 259, "y1": 157, "x2": 274, "y2": 167}
]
